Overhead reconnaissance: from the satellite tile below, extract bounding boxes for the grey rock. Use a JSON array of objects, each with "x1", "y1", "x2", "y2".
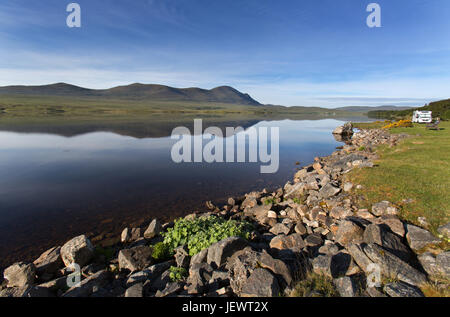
[
  {"x1": 126, "y1": 260, "x2": 174, "y2": 287},
  {"x1": 383, "y1": 282, "x2": 424, "y2": 297},
  {"x1": 305, "y1": 234, "x2": 323, "y2": 247},
  {"x1": 333, "y1": 122, "x2": 353, "y2": 136},
  {"x1": 33, "y1": 246, "x2": 63, "y2": 278},
  {"x1": 118, "y1": 245, "x2": 153, "y2": 272},
  {"x1": 187, "y1": 263, "x2": 214, "y2": 294},
  {"x1": 363, "y1": 243, "x2": 427, "y2": 286},
  {"x1": 121, "y1": 227, "x2": 130, "y2": 243},
  {"x1": 144, "y1": 219, "x2": 162, "y2": 239},
  {"x1": 334, "y1": 276, "x2": 357, "y2": 297},
  {"x1": 227, "y1": 248, "x2": 293, "y2": 295},
  {"x1": 3, "y1": 262, "x2": 36, "y2": 288},
  {"x1": 269, "y1": 233, "x2": 306, "y2": 251},
  {"x1": 294, "y1": 223, "x2": 307, "y2": 235},
  {"x1": 366, "y1": 287, "x2": 387, "y2": 297},
  {"x1": 147, "y1": 269, "x2": 171, "y2": 292},
  {"x1": 318, "y1": 243, "x2": 340, "y2": 256},
  {"x1": 346, "y1": 243, "x2": 373, "y2": 272},
  {"x1": 343, "y1": 182, "x2": 353, "y2": 192},
  {"x1": 190, "y1": 248, "x2": 208, "y2": 266},
  {"x1": 60, "y1": 235, "x2": 95, "y2": 267},
  {"x1": 156, "y1": 282, "x2": 184, "y2": 297},
  {"x1": 312, "y1": 255, "x2": 332, "y2": 277},
  {"x1": 62, "y1": 270, "x2": 110, "y2": 297},
  {"x1": 418, "y1": 252, "x2": 440, "y2": 277},
  {"x1": 406, "y1": 224, "x2": 441, "y2": 251},
  {"x1": 437, "y1": 223, "x2": 450, "y2": 237},
  {"x1": 363, "y1": 224, "x2": 412, "y2": 262},
  {"x1": 436, "y1": 251, "x2": 450, "y2": 278},
  {"x1": 270, "y1": 223, "x2": 291, "y2": 235},
  {"x1": 175, "y1": 245, "x2": 190, "y2": 268},
  {"x1": 373, "y1": 216, "x2": 405, "y2": 237},
  {"x1": 206, "y1": 237, "x2": 248, "y2": 268},
  {"x1": 330, "y1": 206, "x2": 353, "y2": 220},
  {"x1": 125, "y1": 283, "x2": 143, "y2": 297},
  {"x1": 38, "y1": 276, "x2": 68, "y2": 292},
  {"x1": 371, "y1": 201, "x2": 398, "y2": 217},
  {"x1": 319, "y1": 183, "x2": 341, "y2": 199},
  {"x1": 121, "y1": 227, "x2": 141, "y2": 243},
  {"x1": 240, "y1": 268, "x2": 280, "y2": 297},
  {"x1": 335, "y1": 220, "x2": 364, "y2": 246}
]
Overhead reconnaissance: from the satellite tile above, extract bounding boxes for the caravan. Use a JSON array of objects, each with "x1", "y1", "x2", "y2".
[{"x1": 412, "y1": 111, "x2": 432, "y2": 123}]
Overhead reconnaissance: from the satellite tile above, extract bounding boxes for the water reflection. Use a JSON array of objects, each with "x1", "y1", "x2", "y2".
[{"x1": 0, "y1": 118, "x2": 347, "y2": 268}]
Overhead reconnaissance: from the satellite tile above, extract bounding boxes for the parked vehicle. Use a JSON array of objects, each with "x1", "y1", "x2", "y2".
[{"x1": 412, "y1": 110, "x2": 432, "y2": 123}]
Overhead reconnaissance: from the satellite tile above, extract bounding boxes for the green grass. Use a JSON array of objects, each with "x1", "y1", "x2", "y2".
[{"x1": 349, "y1": 122, "x2": 450, "y2": 235}]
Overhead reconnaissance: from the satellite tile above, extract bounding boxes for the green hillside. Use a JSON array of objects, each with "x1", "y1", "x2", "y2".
[{"x1": 368, "y1": 98, "x2": 450, "y2": 120}]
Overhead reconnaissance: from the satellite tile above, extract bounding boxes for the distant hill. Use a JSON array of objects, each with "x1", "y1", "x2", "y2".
[
  {"x1": 0, "y1": 83, "x2": 261, "y2": 106},
  {"x1": 335, "y1": 105, "x2": 413, "y2": 112},
  {"x1": 367, "y1": 98, "x2": 450, "y2": 120}
]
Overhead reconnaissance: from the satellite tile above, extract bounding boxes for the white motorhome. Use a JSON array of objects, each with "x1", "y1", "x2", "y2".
[{"x1": 412, "y1": 110, "x2": 432, "y2": 123}]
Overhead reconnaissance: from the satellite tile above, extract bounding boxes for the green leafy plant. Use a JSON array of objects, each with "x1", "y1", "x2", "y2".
[
  {"x1": 169, "y1": 266, "x2": 188, "y2": 282},
  {"x1": 163, "y1": 216, "x2": 253, "y2": 256}
]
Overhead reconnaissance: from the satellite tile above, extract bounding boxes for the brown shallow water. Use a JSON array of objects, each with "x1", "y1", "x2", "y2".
[{"x1": 0, "y1": 118, "x2": 352, "y2": 270}]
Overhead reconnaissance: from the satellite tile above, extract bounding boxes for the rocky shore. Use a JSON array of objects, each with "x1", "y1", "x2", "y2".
[{"x1": 1, "y1": 123, "x2": 449, "y2": 298}]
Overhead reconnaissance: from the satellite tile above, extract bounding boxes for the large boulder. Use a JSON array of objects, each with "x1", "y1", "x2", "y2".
[
  {"x1": 405, "y1": 224, "x2": 441, "y2": 251},
  {"x1": 118, "y1": 245, "x2": 154, "y2": 272},
  {"x1": 372, "y1": 215, "x2": 405, "y2": 237},
  {"x1": 346, "y1": 243, "x2": 373, "y2": 272},
  {"x1": 363, "y1": 224, "x2": 412, "y2": 262},
  {"x1": 33, "y1": 246, "x2": 63, "y2": 277},
  {"x1": 362, "y1": 243, "x2": 427, "y2": 286},
  {"x1": 420, "y1": 251, "x2": 450, "y2": 279},
  {"x1": 319, "y1": 184, "x2": 341, "y2": 199},
  {"x1": 335, "y1": 220, "x2": 364, "y2": 246},
  {"x1": 240, "y1": 269, "x2": 280, "y2": 297},
  {"x1": 206, "y1": 237, "x2": 249, "y2": 268},
  {"x1": 3, "y1": 262, "x2": 36, "y2": 288},
  {"x1": 333, "y1": 123, "x2": 353, "y2": 136},
  {"x1": 61, "y1": 235, "x2": 95, "y2": 267},
  {"x1": 227, "y1": 248, "x2": 293, "y2": 295}
]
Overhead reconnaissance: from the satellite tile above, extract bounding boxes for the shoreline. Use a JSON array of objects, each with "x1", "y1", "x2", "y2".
[{"x1": 1, "y1": 122, "x2": 449, "y2": 297}]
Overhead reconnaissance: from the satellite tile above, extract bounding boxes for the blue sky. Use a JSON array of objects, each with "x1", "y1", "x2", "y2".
[{"x1": 0, "y1": 0, "x2": 449, "y2": 107}]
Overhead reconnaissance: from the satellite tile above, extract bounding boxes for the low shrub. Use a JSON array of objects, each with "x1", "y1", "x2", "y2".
[
  {"x1": 163, "y1": 216, "x2": 253, "y2": 256},
  {"x1": 151, "y1": 241, "x2": 173, "y2": 262},
  {"x1": 290, "y1": 273, "x2": 339, "y2": 297},
  {"x1": 382, "y1": 119, "x2": 413, "y2": 129},
  {"x1": 169, "y1": 266, "x2": 188, "y2": 282}
]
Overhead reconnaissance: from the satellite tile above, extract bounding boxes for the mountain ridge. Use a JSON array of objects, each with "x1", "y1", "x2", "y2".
[{"x1": 0, "y1": 82, "x2": 261, "y2": 106}]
